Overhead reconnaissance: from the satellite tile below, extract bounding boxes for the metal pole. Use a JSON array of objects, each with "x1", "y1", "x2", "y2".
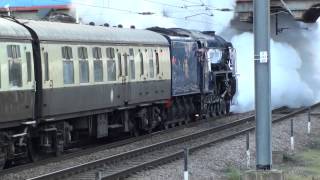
[
  {"x1": 308, "y1": 106, "x2": 311, "y2": 134},
  {"x1": 275, "y1": 13, "x2": 279, "y2": 35},
  {"x1": 95, "y1": 171, "x2": 102, "y2": 180},
  {"x1": 290, "y1": 119, "x2": 294, "y2": 151},
  {"x1": 184, "y1": 148, "x2": 189, "y2": 180},
  {"x1": 254, "y1": 0, "x2": 272, "y2": 170},
  {"x1": 246, "y1": 132, "x2": 250, "y2": 168}
]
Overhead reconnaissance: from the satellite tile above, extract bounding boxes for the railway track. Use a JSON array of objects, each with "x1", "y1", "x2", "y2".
[
  {"x1": 23, "y1": 104, "x2": 317, "y2": 180},
  {"x1": 0, "y1": 111, "x2": 253, "y2": 177}
]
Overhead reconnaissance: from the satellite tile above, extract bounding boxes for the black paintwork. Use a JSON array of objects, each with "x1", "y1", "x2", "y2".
[
  {"x1": 0, "y1": 90, "x2": 34, "y2": 123},
  {"x1": 170, "y1": 40, "x2": 201, "y2": 96}
]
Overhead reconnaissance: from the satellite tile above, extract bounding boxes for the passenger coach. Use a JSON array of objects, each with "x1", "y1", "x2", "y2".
[{"x1": 0, "y1": 17, "x2": 171, "y2": 166}]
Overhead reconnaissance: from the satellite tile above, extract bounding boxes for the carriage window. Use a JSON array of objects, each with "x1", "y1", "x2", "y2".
[
  {"x1": 129, "y1": 48, "x2": 135, "y2": 80},
  {"x1": 107, "y1": 48, "x2": 116, "y2": 81},
  {"x1": 7, "y1": 45, "x2": 22, "y2": 87},
  {"x1": 94, "y1": 60, "x2": 103, "y2": 82},
  {"x1": 78, "y1": 47, "x2": 88, "y2": 59},
  {"x1": 93, "y1": 47, "x2": 103, "y2": 82},
  {"x1": 44, "y1": 52, "x2": 49, "y2": 81},
  {"x1": 124, "y1": 53, "x2": 128, "y2": 76},
  {"x1": 139, "y1": 52, "x2": 144, "y2": 75},
  {"x1": 62, "y1": 46, "x2": 74, "y2": 84},
  {"x1": 78, "y1": 47, "x2": 89, "y2": 83},
  {"x1": 107, "y1": 60, "x2": 116, "y2": 81},
  {"x1": 155, "y1": 52, "x2": 160, "y2": 75},
  {"x1": 106, "y1": 47, "x2": 115, "y2": 59},
  {"x1": 118, "y1": 53, "x2": 122, "y2": 76},
  {"x1": 26, "y1": 52, "x2": 32, "y2": 82},
  {"x1": 93, "y1": 47, "x2": 102, "y2": 59},
  {"x1": 7, "y1": 45, "x2": 21, "y2": 59},
  {"x1": 149, "y1": 50, "x2": 154, "y2": 78},
  {"x1": 62, "y1": 46, "x2": 73, "y2": 60}
]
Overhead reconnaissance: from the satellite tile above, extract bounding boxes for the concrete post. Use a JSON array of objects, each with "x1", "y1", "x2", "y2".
[
  {"x1": 290, "y1": 119, "x2": 294, "y2": 151},
  {"x1": 254, "y1": 0, "x2": 272, "y2": 170},
  {"x1": 308, "y1": 106, "x2": 311, "y2": 134},
  {"x1": 184, "y1": 148, "x2": 189, "y2": 180},
  {"x1": 95, "y1": 171, "x2": 102, "y2": 180},
  {"x1": 246, "y1": 132, "x2": 251, "y2": 168}
]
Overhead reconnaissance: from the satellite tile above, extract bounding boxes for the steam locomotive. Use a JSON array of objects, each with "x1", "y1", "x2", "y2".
[{"x1": 0, "y1": 17, "x2": 236, "y2": 167}]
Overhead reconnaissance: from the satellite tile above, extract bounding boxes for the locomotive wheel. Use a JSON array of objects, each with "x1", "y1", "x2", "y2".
[
  {"x1": 209, "y1": 104, "x2": 215, "y2": 117},
  {"x1": 220, "y1": 101, "x2": 226, "y2": 115},
  {"x1": 0, "y1": 153, "x2": 6, "y2": 170},
  {"x1": 131, "y1": 127, "x2": 140, "y2": 137},
  {"x1": 226, "y1": 101, "x2": 231, "y2": 114},
  {"x1": 130, "y1": 119, "x2": 140, "y2": 137},
  {"x1": 28, "y1": 138, "x2": 41, "y2": 162},
  {"x1": 215, "y1": 103, "x2": 220, "y2": 116}
]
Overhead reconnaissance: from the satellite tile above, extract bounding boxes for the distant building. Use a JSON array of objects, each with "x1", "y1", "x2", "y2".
[
  {"x1": 0, "y1": 0, "x2": 76, "y2": 23},
  {"x1": 236, "y1": 0, "x2": 320, "y2": 23}
]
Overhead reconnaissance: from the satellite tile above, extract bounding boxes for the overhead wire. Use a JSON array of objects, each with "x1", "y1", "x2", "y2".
[
  {"x1": 141, "y1": 0, "x2": 184, "y2": 9},
  {"x1": 46, "y1": 0, "x2": 233, "y2": 28}
]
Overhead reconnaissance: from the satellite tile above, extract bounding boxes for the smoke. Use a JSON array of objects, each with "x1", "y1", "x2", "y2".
[
  {"x1": 230, "y1": 32, "x2": 314, "y2": 112},
  {"x1": 71, "y1": 0, "x2": 235, "y2": 33},
  {"x1": 231, "y1": 15, "x2": 320, "y2": 112}
]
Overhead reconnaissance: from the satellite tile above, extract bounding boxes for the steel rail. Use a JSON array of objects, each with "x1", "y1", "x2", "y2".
[
  {"x1": 102, "y1": 104, "x2": 318, "y2": 180},
  {"x1": 25, "y1": 105, "x2": 305, "y2": 180},
  {"x1": 0, "y1": 112, "x2": 240, "y2": 176}
]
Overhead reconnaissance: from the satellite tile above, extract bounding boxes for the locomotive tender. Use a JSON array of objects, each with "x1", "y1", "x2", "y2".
[{"x1": 0, "y1": 17, "x2": 236, "y2": 167}]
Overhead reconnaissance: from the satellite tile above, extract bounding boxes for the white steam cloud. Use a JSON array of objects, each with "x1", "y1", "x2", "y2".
[
  {"x1": 231, "y1": 16, "x2": 320, "y2": 112},
  {"x1": 72, "y1": 0, "x2": 320, "y2": 112},
  {"x1": 72, "y1": 0, "x2": 235, "y2": 33},
  {"x1": 231, "y1": 32, "x2": 314, "y2": 112}
]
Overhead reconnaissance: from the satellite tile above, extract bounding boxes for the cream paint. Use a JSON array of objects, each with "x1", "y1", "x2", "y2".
[
  {"x1": 40, "y1": 42, "x2": 171, "y2": 89},
  {"x1": 0, "y1": 41, "x2": 35, "y2": 92}
]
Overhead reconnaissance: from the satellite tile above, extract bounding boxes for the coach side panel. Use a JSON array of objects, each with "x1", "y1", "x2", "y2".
[
  {"x1": 40, "y1": 42, "x2": 171, "y2": 120},
  {"x1": 0, "y1": 41, "x2": 35, "y2": 125}
]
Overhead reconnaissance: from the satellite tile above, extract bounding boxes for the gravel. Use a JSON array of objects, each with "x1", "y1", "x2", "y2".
[
  {"x1": 66, "y1": 117, "x2": 256, "y2": 179},
  {"x1": 0, "y1": 112, "x2": 253, "y2": 180},
  {"x1": 127, "y1": 108, "x2": 320, "y2": 180}
]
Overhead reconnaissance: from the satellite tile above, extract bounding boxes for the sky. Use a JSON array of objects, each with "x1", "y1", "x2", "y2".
[{"x1": 0, "y1": 0, "x2": 71, "y2": 7}]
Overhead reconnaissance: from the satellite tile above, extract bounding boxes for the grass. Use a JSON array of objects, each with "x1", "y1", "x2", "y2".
[
  {"x1": 281, "y1": 139, "x2": 320, "y2": 180},
  {"x1": 223, "y1": 138, "x2": 320, "y2": 180},
  {"x1": 225, "y1": 167, "x2": 241, "y2": 180}
]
